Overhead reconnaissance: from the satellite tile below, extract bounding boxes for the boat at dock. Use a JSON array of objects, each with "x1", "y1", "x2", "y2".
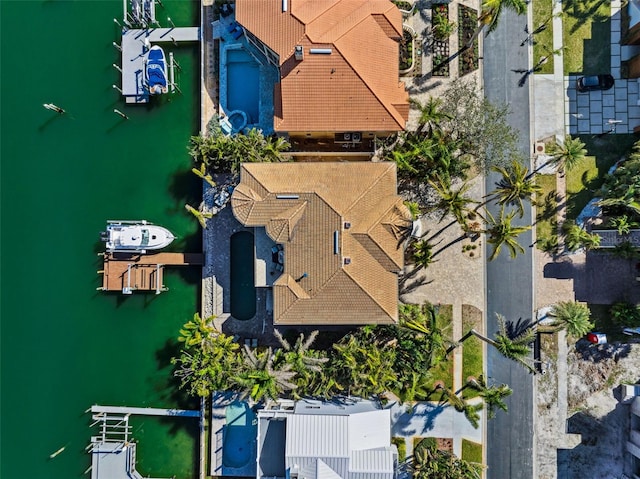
[
  {"x1": 101, "y1": 220, "x2": 175, "y2": 253},
  {"x1": 145, "y1": 45, "x2": 168, "y2": 95}
]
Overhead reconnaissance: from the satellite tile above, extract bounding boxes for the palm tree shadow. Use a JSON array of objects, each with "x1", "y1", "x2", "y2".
[
  {"x1": 505, "y1": 317, "x2": 535, "y2": 338},
  {"x1": 38, "y1": 114, "x2": 65, "y2": 132}
]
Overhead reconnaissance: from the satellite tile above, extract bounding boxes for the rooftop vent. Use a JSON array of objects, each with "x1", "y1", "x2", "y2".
[
  {"x1": 282, "y1": 0, "x2": 287, "y2": 12},
  {"x1": 294, "y1": 45, "x2": 303, "y2": 61},
  {"x1": 333, "y1": 230, "x2": 339, "y2": 255},
  {"x1": 276, "y1": 194, "x2": 299, "y2": 200},
  {"x1": 344, "y1": 222, "x2": 351, "y2": 229},
  {"x1": 343, "y1": 257, "x2": 351, "y2": 265},
  {"x1": 309, "y1": 48, "x2": 332, "y2": 54}
]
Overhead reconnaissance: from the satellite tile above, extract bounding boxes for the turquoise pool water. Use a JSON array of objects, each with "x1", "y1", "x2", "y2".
[
  {"x1": 226, "y1": 47, "x2": 260, "y2": 123},
  {"x1": 223, "y1": 402, "x2": 257, "y2": 468},
  {"x1": 230, "y1": 231, "x2": 256, "y2": 320}
]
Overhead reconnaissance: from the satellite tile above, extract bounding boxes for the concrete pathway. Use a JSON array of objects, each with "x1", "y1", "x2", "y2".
[{"x1": 387, "y1": 401, "x2": 484, "y2": 458}]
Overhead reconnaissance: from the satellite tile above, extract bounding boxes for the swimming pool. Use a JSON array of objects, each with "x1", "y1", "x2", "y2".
[
  {"x1": 223, "y1": 402, "x2": 257, "y2": 468},
  {"x1": 226, "y1": 47, "x2": 260, "y2": 124},
  {"x1": 230, "y1": 231, "x2": 256, "y2": 320}
]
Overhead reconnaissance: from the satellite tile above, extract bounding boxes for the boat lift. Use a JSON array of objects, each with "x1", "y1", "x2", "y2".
[{"x1": 114, "y1": 0, "x2": 198, "y2": 103}]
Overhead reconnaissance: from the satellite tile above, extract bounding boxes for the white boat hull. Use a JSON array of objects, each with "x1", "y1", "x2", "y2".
[{"x1": 102, "y1": 220, "x2": 175, "y2": 253}]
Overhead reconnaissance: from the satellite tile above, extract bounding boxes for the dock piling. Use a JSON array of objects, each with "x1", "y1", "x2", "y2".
[
  {"x1": 167, "y1": 16, "x2": 175, "y2": 28},
  {"x1": 112, "y1": 41, "x2": 122, "y2": 51},
  {"x1": 112, "y1": 63, "x2": 122, "y2": 73},
  {"x1": 112, "y1": 84, "x2": 123, "y2": 94}
]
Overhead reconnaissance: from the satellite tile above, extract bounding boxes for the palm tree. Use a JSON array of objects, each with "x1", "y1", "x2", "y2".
[
  {"x1": 398, "y1": 303, "x2": 452, "y2": 369},
  {"x1": 462, "y1": 0, "x2": 527, "y2": 51},
  {"x1": 185, "y1": 203, "x2": 213, "y2": 229},
  {"x1": 404, "y1": 200, "x2": 422, "y2": 220},
  {"x1": 491, "y1": 160, "x2": 541, "y2": 217},
  {"x1": 274, "y1": 330, "x2": 328, "y2": 398},
  {"x1": 562, "y1": 220, "x2": 601, "y2": 251},
  {"x1": 173, "y1": 317, "x2": 240, "y2": 397},
  {"x1": 232, "y1": 346, "x2": 297, "y2": 403},
  {"x1": 465, "y1": 375, "x2": 512, "y2": 419},
  {"x1": 331, "y1": 335, "x2": 397, "y2": 398},
  {"x1": 448, "y1": 313, "x2": 536, "y2": 373},
  {"x1": 398, "y1": 371, "x2": 433, "y2": 404},
  {"x1": 178, "y1": 313, "x2": 216, "y2": 348},
  {"x1": 411, "y1": 437, "x2": 482, "y2": 479},
  {"x1": 547, "y1": 135, "x2": 587, "y2": 172},
  {"x1": 409, "y1": 239, "x2": 437, "y2": 269},
  {"x1": 609, "y1": 215, "x2": 637, "y2": 235},
  {"x1": 483, "y1": 208, "x2": 531, "y2": 260},
  {"x1": 410, "y1": 97, "x2": 453, "y2": 134},
  {"x1": 548, "y1": 301, "x2": 594, "y2": 338},
  {"x1": 191, "y1": 163, "x2": 216, "y2": 188},
  {"x1": 429, "y1": 176, "x2": 478, "y2": 226}
]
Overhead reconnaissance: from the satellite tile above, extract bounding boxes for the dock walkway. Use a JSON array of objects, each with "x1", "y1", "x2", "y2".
[
  {"x1": 99, "y1": 252, "x2": 203, "y2": 295},
  {"x1": 91, "y1": 404, "x2": 200, "y2": 417}
]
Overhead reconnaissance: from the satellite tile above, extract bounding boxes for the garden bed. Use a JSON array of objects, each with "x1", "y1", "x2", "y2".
[
  {"x1": 400, "y1": 26, "x2": 416, "y2": 74},
  {"x1": 431, "y1": 4, "x2": 450, "y2": 76},
  {"x1": 458, "y1": 5, "x2": 479, "y2": 76}
]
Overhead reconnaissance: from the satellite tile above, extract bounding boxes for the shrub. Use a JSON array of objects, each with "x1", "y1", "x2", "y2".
[{"x1": 610, "y1": 301, "x2": 640, "y2": 327}]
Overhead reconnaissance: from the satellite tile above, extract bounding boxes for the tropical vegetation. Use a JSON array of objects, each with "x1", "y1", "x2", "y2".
[
  {"x1": 548, "y1": 301, "x2": 594, "y2": 338},
  {"x1": 172, "y1": 304, "x2": 517, "y2": 429},
  {"x1": 411, "y1": 437, "x2": 482, "y2": 479},
  {"x1": 188, "y1": 126, "x2": 291, "y2": 176}
]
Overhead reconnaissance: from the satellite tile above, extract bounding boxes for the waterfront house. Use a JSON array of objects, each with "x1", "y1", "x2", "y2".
[
  {"x1": 230, "y1": 162, "x2": 411, "y2": 325},
  {"x1": 256, "y1": 398, "x2": 397, "y2": 479},
  {"x1": 235, "y1": 0, "x2": 409, "y2": 144}
]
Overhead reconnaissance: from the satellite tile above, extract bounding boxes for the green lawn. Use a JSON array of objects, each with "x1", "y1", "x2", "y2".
[
  {"x1": 428, "y1": 304, "x2": 454, "y2": 391},
  {"x1": 462, "y1": 439, "x2": 483, "y2": 464},
  {"x1": 535, "y1": 174, "x2": 558, "y2": 250},
  {"x1": 565, "y1": 135, "x2": 638, "y2": 219},
  {"x1": 533, "y1": 0, "x2": 554, "y2": 74},
  {"x1": 563, "y1": 0, "x2": 611, "y2": 74},
  {"x1": 461, "y1": 305, "x2": 483, "y2": 399}
]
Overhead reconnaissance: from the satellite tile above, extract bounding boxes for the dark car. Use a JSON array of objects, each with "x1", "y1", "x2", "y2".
[{"x1": 576, "y1": 74, "x2": 615, "y2": 92}]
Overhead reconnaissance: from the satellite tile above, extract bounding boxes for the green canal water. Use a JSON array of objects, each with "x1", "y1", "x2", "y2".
[{"x1": 1, "y1": 1, "x2": 203, "y2": 478}]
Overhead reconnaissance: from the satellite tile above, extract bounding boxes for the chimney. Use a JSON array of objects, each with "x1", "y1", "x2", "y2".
[{"x1": 295, "y1": 45, "x2": 303, "y2": 61}]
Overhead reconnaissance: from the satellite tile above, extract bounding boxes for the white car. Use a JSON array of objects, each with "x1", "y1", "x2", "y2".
[{"x1": 622, "y1": 327, "x2": 640, "y2": 336}]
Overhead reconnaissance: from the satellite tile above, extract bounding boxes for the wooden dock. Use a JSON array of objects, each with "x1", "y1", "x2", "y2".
[{"x1": 98, "y1": 252, "x2": 203, "y2": 294}]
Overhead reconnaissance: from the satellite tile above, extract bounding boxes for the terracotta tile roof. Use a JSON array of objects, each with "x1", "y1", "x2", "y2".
[
  {"x1": 236, "y1": 0, "x2": 409, "y2": 133},
  {"x1": 230, "y1": 162, "x2": 412, "y2": 326}
]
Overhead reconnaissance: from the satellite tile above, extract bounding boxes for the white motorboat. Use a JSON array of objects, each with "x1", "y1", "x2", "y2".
[{"x1": 101, "y1": 220, "x2": 175, "y2": 253}]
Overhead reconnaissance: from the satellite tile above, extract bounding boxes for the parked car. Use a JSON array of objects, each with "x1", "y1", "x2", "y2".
[{"x1": 576, "y1": 74, "x2": 615, "y2": 92}]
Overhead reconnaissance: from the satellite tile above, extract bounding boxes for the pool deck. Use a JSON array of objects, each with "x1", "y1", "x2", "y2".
[
  {"x1": 210, "y1": 394, "x2": 257, "y2": 477},
  {"x1": 215, "y1": 14, "x2": 277, "y2": 134}
]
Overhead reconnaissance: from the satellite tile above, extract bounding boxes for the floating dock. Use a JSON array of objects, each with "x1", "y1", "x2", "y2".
[
  {"x1": 117, "y1": 27, "x2": 200, "y2": 104},
  {"x1": 91, "y1": 404, "x2": 200, "y2": 417},
  {"x1": 114, "y1": 0, "x2": 200, "y2": 103},
  {"x1": 87, "y1": 404, "x2": 199, "y2": 479},
  {"x1": 98, "y1": 252, "x2": 203, "y2": 295}
]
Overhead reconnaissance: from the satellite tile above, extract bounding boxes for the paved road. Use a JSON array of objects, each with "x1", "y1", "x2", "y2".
[{"x1": 482, "y1": 8, "x2": 535, "y2": 479}]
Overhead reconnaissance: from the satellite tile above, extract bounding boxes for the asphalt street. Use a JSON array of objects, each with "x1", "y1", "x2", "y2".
[{"x1": 483, "y1": 8, "x2": 536, "y2": 479}]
